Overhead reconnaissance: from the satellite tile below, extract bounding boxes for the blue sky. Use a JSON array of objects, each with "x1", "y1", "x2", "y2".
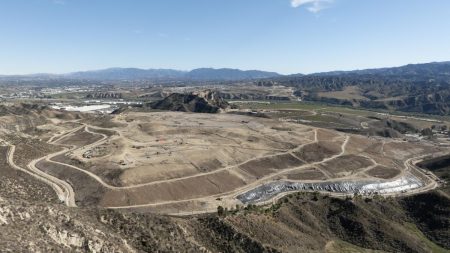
[{"x1": 1, "y1": 0, "x2": 449, "y2": 75}]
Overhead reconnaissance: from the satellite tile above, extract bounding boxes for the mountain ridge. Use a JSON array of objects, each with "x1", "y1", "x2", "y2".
[
  {"x1": 308, "y1": 61, "x2": 450, "y2": 77},
  {"x1": 1, "y1": 61, "x2": 450, "y2": 81},
  {"x1": 0, "y1": 67, "x2": 279, "y2": 81}
]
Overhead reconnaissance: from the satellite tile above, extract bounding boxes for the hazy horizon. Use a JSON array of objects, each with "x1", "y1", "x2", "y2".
[
  {"x1": 1, "y1": 0, "x2": 450, "y2": 75},
  {"x1": 2, "y1": 60, "x2": 449, "y2": 77}
]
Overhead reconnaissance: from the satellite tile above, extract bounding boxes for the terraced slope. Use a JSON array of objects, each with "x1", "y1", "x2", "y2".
[
  {"x1": 0, "y1": 103, "x2": 448, "y2": 252},
  {"x1": 22, "y1": 111, "x2": 443, "y2": 214}
]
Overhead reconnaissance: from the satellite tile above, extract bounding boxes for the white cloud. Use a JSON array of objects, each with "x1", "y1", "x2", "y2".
[{"x1": 291, "y1": 0, "x2": 334, "y2": 13}]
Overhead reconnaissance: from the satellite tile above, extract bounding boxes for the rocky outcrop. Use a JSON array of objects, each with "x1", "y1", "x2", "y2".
[
  {"x1": 0, "y1": 200, "x2": 132, "y2": 252},
  {"x1": 150, "y1": 90, "x2": 229, "y2": 113}
]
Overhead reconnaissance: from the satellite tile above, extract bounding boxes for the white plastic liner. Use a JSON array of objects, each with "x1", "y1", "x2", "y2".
[{"x1": 237, "y1": 174, "x2": 423, "y2": 204}]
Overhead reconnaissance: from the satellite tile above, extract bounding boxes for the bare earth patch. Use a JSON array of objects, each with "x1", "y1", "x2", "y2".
[{"x1": 366, "y1": 166, "x2": 401, "y2": 179}]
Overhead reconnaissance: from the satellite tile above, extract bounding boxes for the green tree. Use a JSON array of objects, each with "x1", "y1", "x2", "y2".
[{"x1": 217, "y1": 206, "x2": 225, "y2": 217}]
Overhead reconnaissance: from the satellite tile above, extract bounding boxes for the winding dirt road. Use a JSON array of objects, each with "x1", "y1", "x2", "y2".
[
  {"x1": 13, "y1": 121, "x2": 442, "y2": 213},
  {"x1": 6, "y1": 145, "x2": 76, "y2": 207},
  {"x1": 43, "y1": 128, "x2": 319, "y2": 190}
]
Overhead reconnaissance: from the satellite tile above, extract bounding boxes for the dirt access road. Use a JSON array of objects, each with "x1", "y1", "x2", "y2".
[
  {"x1": 5, "y1": 144, "x2": 76, "y2": 207},
  {"x1": 6, "y1": 120, "x2": 443, "y2": 214}
]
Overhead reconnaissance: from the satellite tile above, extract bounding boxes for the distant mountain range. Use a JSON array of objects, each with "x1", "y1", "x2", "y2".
[
  {"x1": 1, "y1": 61, "x2": 450, "y2": 82},
  {"x1": 66, "y1": 68, "x2": 186, "y2": 80},
  {"x1": 0, "y1": 68, "x2": 280, "y2": 81},
  {"x1": 184, "y1": 68, "x2": 280, "y2": 81}
]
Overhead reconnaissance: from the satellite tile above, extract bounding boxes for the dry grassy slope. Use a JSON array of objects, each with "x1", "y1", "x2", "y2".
[
  {"x1": 194, "y1": 191, "x2": 450, "y2": 253},
  {"x1": 1, "y1": 191, "x2": 448, "y2": 253}
]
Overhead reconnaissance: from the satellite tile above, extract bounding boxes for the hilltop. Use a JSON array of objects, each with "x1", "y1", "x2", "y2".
[{"x1": 149, "y1": 90, "x2": 230, "y2": 113}]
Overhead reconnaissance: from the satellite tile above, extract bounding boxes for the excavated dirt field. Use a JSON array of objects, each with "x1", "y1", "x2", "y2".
[
  {"x1": 24, "y1": 111, "x2": 446, "y2": 213},
  {"x1": 35, "y1": 159, "x2": 105, "y2": 206},
  {"x1": 56, "y1": 128, "x2": 103, "y2": 147},
  {"x1": 239, "y1": 154, "x2": 305, "y2": 178},
  {"x1": 76, "y1": 112, "x2": 315, "y2": 186},
  {"x1": 319, "y1": 155, "x2": 374, "y2": 177}
]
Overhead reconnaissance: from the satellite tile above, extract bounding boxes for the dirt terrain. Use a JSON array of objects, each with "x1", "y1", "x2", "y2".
[
  {"x1": 8, "y1": 108, "x2": 441, "y2": 214},
  {"x1": 0, "y1": 103, "x2": 448, "y2": 252}
]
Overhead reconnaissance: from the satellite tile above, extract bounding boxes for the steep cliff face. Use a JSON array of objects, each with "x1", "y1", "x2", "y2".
[{"x1": 150, "y1": 90, "x2": 229, "y2": 113}]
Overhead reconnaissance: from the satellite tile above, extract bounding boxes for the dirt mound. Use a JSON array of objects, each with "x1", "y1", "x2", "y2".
[{"x1": 150, "y1": 90, "x2": 229, "y2": 113}]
